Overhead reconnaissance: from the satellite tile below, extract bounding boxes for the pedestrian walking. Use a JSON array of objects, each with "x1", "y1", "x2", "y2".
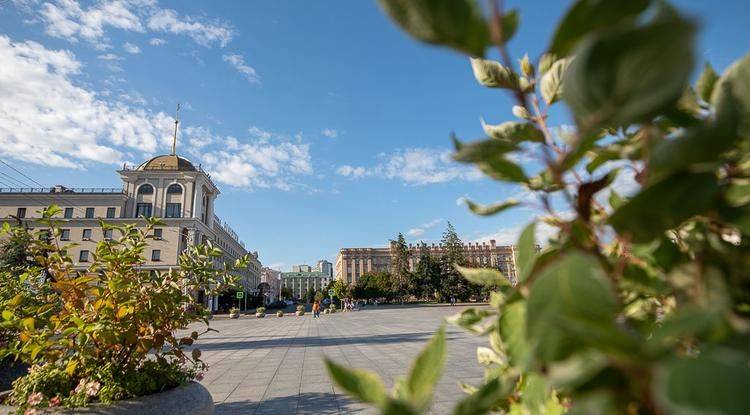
[
  {"x1": 312, "y1": 300, "x2": 320, "y2": 318},
  {"x1": 450, "y1": 295, "x2": 456, "y2": 306}
]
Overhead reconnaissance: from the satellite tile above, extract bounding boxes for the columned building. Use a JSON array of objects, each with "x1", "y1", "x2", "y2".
[
  {"x1": 335, "y1": 240, "x2": 518, "y2": 285},
  {"x1": 280, "y1": 271, "x2": 331, "y2": 300},
  {"x1": 0, "y1": 152, "x2": 261, "y2": 312}
]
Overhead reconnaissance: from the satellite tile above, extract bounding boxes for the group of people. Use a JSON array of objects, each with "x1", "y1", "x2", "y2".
[{"x1": 341, "y1": 298, "x2": 357, "y2": 312}]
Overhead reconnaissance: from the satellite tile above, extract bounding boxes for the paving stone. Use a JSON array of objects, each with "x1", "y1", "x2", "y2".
[{"x1": 180, "y1": 305, "x2": 487, "y2": 414}]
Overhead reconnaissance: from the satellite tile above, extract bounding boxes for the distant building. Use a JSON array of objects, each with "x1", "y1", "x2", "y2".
[
  {"x1": 292, "y1": 264, "x2": 312, "y2": 272},
  {"x1": 335, "y1": 240, "x2": 518, "y2": 285},
  {"x1": 281, "y1": 271, "x2": 332, "y2": 300},
  {"x1": 316, "y1": 259, "x2": 333, "y2": 278},
  {"x1": 0, "y1": 148, "x2": 262, "y2": 312},
  {"x1": 260, "y1": 267, "x2": 282, "y2": 304}
]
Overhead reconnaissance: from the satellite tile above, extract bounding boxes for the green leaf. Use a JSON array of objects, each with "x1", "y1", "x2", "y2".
[
  {"x1": 564, "y1": 12, "x2": 695, "y2": 132},
  {"x1": 696, "y1": 62, "x2": 719, "y2": 102},
  {"x1": 325, "y1": 358, "x2": 388, "y2": 405},
  {"x1": 447, "y1": 308, "x2": 494, "y2": 334},
  {"x1": 476, "y1": 158, "x2": 528, "y2": 182},
  {"x1": 526, "y1": 252, "x2": 618, "y2": 362},
  {"x1": 609, "y1": 172, "x2": 720, "y2": 243},
  {"x1": 451, "y1": 377, "x2": 505, "y2": 415},
  {"x1": 456, "y1": 265, "x2": 510, "y2": 287},
  {"x1": 498, "y1": 10, "x2": 519, "y2": 45},
  {"x1": 540, "y1": 57, "x2": 570, "y2": 104},
  {"x1": 521, "y1": 373, "x2": 549, "y2": 413},
  {"x1": 711, "y1": 52, "x2": 750, "y2": 139},
  {"x1": 549, "y1": 0, "x2": 651, "y2": 56},
  {"x1": 727, "y1": 178, "x2": 750, "y2": 207},
  {"x1": 470, "y1": 58, "x2": 519, "y2": 89},
  {"x1": 516, "y1": 222, "x2": 537, "y2": 282},
  {"x1": 499, "y1": 300, "x2": 529, "y2": 367},
  {"x1": 382, "y1": 399, "x2": 419, "y2": 415},
  {"x1": 476, "y1": 346, "x2": 504, "y2": 366},
  {"x1": 1, "y1": 310, "x2": 13, "y2": 321},
  {"x1": 480, "y1": 120, "x2": 544, "y2": 143},
  {"x1": 538, "y1": 53, "x2": 557, "y2": 75},
  {"x1": 653, "y1": 352, "x2": 750, "y2": 415},
  {"x1": 452, "y1": 134, "x2": 518, "y2": 163},
  {"x1": 406, "y1": 325, "x2": 446, "y2": 410},
  {"x1": 464, "y1": 198, "x2": 520, "y2": 216},
  {"x1": 377, "y1": 0, "x2": 489, "y2": 56}
]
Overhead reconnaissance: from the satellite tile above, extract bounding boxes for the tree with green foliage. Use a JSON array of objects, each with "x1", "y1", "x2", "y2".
[
  {"x1": 279, "y1": 286, "x2": 292, "y2": 300},
  {"x1": 410, "y1": 242, "x2": 441, "y2": 301},
  {"x1": 389, "y1": 232, "x2": 411, "y2": 298},
  {"x1": 305, "y1": 287, "x2": 316, "y2": 303},
  {"x1": 326, "y1": 1, "x2": 750, "y2": 414},
  {"x1": 353, "y1": 272, "x2": 393, "y2": 301},
  {"x1": 438, "y1": 222, "x2": 473, "y2": 300}
]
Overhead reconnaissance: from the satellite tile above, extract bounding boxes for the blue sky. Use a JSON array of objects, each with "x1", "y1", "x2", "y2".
[{"x1": 0, "y1": 0, "x2": 747, "y2": 271}]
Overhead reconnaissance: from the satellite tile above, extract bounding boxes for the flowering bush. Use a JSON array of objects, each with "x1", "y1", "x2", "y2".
[{"x1": 0, "y1": 206, "x2": 247, "y2": 411}]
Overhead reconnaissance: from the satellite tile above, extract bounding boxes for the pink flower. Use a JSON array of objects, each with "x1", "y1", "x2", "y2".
[
  {"x1": 23, "y1": 408, "x2": 37, "y2": 415},
  {"x1": 74, "y1": 378, "x2": 87, "y2": 394},
  {"x1": 85, "y1": 381, "x2": 101, "y2": 397},
  {"x1": 49, "y1": 396, "x2": 61, "y2": 407},
  {"x1": 27, "y1": 392, "x2": 43, "y2": 406},
  {"x1": 195, "y1": 372, "x2": 204, "y2": 381}
]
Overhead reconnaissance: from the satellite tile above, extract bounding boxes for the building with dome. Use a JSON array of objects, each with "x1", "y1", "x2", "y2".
[{"x1": 0, "y1": 151, "x2": 262, "y2": 313}]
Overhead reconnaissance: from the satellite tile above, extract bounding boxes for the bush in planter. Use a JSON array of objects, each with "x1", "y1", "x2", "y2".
[
  {"x1": 0, "y1": 206, "x2": 248, "y2": 412},
  {"x1": 229, "y1": 307, "x2": 240, "y2": 319},
  {"x1": 255, "y1": 307, "x2": 266, "y2": 318},
  {"x1": 276, "y1": 310, "x2": 283, "y2": 317},
  {"x1": 328, "y1": 304, "x2": 336, "y2": 314},
  {"x1": 295, "y1": 305, "x2": 305, "y2": 316}
]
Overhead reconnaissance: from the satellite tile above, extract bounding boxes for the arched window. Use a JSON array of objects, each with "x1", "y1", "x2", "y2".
[
  {"x1": 137, "y1": 184, "x2": 154, "y2": 195},
  {"x1": 167, "y1": 183, "x2": 183, "y2": 194}
]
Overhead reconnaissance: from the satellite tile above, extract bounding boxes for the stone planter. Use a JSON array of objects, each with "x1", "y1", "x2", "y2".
[
  {"x1": 255, "y1": 313, "x2": 265, "y2": 318},
  {"x1": 0, "y1": 381, "x2": 213, "y2": 415},
  {"x1": 295, "y1": 311, "x2": 304, "y2": 316},
  {"x1": 229, "y1": 313, "x2": 239, "y2": 319}
]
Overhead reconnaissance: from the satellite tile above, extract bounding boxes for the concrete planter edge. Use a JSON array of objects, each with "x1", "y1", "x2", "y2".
[{"x1": 0, "y1": 381, "x2": 213, "y2": 415}]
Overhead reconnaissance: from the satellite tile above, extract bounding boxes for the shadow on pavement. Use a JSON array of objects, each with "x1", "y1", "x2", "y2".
[
  {"x1": 193, "y1": 331, "x2": 461, "y2": 352},
  {"x1": 215, "y1": 392, "x2": 371, "y2": 415}
]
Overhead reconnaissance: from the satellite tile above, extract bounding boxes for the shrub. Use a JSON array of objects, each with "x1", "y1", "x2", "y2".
[
  {"x1": 276, "y1": 310, "x2": 283, "y2": 317},
  {"x1": 326, "y1": 1, "x2": 750, "y2": 414},
  {"x1": 296, "y1": 305, "x2": 305, "y2": 312},
  {"x1": 229, "y1": 307, "x2": 239, "y2": 314},
  {"x1": 0, "y1": 206, "x2": 247, "y2": 411},
  {"x1": 255, "y1": 307, "x2": 266, "y2": 314}
]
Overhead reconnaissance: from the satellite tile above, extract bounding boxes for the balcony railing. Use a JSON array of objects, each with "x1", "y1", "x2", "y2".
[{"x1": 0, "y1": 187, "x2": 124, "y2": 194}]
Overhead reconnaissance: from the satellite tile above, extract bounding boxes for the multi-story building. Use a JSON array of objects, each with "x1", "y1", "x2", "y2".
[
  {"x1": 316, "y1": 259, "x2": 333, "y2": 278},
  {"x1": 292, "y1": 264, "x2": 312, "y2": 272},
  {"x1": 0, "y1": 151, "x2": 262, "y2": 312},
  {"x1": 335, "y1": 239, "x2": 518, "y2": 285},
  {"x1": 280, "y1": 271, "x2": 331, "y2": 300},
  {"x1": 260, "y1": 267, "x2": 282, "y2": 304}
]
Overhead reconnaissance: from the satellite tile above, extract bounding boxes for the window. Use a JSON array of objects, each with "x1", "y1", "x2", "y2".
[
  {"x1": 136, "y1": 203, "x2": 152, "y2": 218},
  {"x1": 165, "y1": 203, "x2": 181, "y2": 218},
  {"x1": 106, "y1": 207, "x2": 116, "y2": 218},
  {"x1": 82, "y1": 229, "x2": 92, "y2": 240},
  {"x1": 85, "y1": 207, "x2": 95, "y2": 218},
  {"x1": 16, "y1": 208, "x2": 26, "y2": 218},
  {"x1": 166, "y1": 183, "x2": 182, "y2": 194},
  {"x1": 151, "y1": 250, "x2": 161, "y2": 261},
  {"x1": 64, "y1": 208, "x2": 73, "y2": 219},
  {"x1": 137, "y1": 184, "x2": 154, "y2": 195},
  {"x1": 60, "y1": 229, "x2": 70, "y2": 241},
  {"x1": 154, "y1": 228, "x2": 163, "y2": 240},
  {"x1": 79, "y1": 250, "x2": 89, "y2": 262},
  {"x1": 103, "y1": 229, "x2": 113, "y2": 240}
]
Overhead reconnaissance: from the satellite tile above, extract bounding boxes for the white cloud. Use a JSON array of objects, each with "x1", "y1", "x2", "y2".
[
  {"x1": 191, "y1": 128, "x2": 313, "y2": 191},
  {"x1": 474, "y1": 222, "x2": 559, "y2": 247},
  {"x1": 222, "y1": 54, "x2": 259, "y2": 83},
  {"x1": 122, "y1": 41, "x2": 140, "y2": 54},
  {"x1": 148, "y1": 37, "x2": 165, "y2": 46},
  {"x1": 336, "y1": 165, "x2": 368, "y2": 179},
  {"x1": 321, "y1": 128, "x2": 337, "y2": 138},
  {"x1": 40, "y1": 0, "x2": 144, "y2": 45},
  {"x1": 0, "y1": 36, "x2": 173, "y2": 168},
  {"x1": 36, "y1": 1, "x2": 232, "y2": 48},
  {"x1": 97, "y1": 53, "x2": 122, "y2": 60},
  {"x1": 148, "y1": 8, "x2": 233, "y2": 47},
  {"x1": 407, "y1": 218, "x2": 443, "y2": 238},
  {"x1": 335, "y1": 148, "x2": 482, "y2": 185}
]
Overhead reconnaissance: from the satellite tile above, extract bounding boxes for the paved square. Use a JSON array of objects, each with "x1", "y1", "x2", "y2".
[{"x1": 181, "y1": 305, "x2": 488, "y2": 414}]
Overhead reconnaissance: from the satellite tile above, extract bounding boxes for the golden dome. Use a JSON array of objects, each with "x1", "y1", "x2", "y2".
[{"x1": 137, "y1": 155, "x2": 196, "y2": 171}]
